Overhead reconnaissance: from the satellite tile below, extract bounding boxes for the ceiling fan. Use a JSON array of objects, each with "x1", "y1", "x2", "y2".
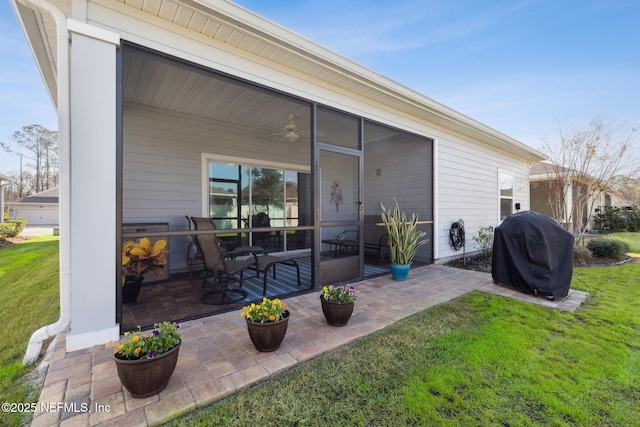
[{"x1": 264, "y1": 114, "x2": 303, "y2": 142}]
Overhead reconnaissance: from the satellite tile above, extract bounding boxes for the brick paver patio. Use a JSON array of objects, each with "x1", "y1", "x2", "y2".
[{"x1": 29, "y1": 265, "x2": 588, "y2": 426}]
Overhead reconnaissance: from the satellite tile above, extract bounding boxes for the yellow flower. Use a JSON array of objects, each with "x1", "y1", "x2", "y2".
[
  {"x1": 134, "y1": 347, "x2": 141, "y2": 354},
  {"x1": 269, "y1": 315, "x2": 275, "y2": 321},
  {"x1": 132, "y1": 335, "x2": 140, "y2": 342}
]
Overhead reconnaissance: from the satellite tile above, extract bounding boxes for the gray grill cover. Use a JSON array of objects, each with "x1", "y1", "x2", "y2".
[{"x1": 492, "y1": 211, "x2": 574, "y2": 299}]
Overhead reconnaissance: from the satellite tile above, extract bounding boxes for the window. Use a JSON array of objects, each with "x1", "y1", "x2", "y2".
[
  {"x1": 499, "y1": 171, "x2": 514, "y2": 221},
  {"x1": 206, "y1": 158, "x2": 311, "y2": 252}
]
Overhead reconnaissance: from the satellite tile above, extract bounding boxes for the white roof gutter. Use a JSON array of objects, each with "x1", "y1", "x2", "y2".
[{"x1": 12, "y1": 0, "x2": 71, "y2": 367}]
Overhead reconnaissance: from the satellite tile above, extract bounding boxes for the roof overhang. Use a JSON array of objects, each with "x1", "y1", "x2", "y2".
[
  {"x1": 12, "y1": 0, "x2": 546, "y2": 162},
  {"x1": 0, "y1": 173, "x2": 16, "y2": 183}
]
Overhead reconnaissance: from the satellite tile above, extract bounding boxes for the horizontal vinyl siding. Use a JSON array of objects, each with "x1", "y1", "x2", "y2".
[
  {"x1": 123, "y1": 105, "x2": 310, "y2": 270},
  {"x1": 436, "y1": 136, "x2": 530, "y2": 262}
]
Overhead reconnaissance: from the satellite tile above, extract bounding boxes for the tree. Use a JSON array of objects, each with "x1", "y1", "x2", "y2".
[
  {"x1": 540, "y1": 118, "x2": 638, "y2": 242},
  {"x1": 1, "y1": 124, "x2": 58, "y2": 197},
  {"x1": 612, "y1": 175, "x2": 640, "y2": 206}
]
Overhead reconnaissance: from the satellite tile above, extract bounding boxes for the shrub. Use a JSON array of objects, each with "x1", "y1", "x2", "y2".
[
  {"x1": 472, "y1": 226, "x2": 494, "y2": 260},
  {"x1": 586, "y1": 238, "x2": 630, "y2": 259},
  {"x1": 0, "y1": 218, "x2": 27, "y2": 238},
  {"x1": 593, "y1": 206, "x2": 640, "y2": 232},
  {"x1": 573, "y1": 245, "x2": 592, "y2": 263}
]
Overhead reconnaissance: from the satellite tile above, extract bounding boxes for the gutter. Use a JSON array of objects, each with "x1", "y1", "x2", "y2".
[{"x1": 12, "y1": 0, "x2": 71, "y2": 366}]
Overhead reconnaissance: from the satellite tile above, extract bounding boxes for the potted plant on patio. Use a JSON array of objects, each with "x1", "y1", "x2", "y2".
[
  {"x1": 121, "y1": 237, "x2": 169, "y2": 303},
  {"x1": 112, "y1": 321, "x2": 181, "y2": 398},
  {"x1": 320, "y1": 284, "x2": 357, "y2": 326},
  {"x1": 240, "y1": 297, "x2": 290, "y2": 352},
  {"x1": 380, "y1": 199, "x2": 428, "y2": 281}
]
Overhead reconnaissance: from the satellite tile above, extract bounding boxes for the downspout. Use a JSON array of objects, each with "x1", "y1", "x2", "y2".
[{"x1": 13, "y1": 0, "x2": 71, "y2": 366}]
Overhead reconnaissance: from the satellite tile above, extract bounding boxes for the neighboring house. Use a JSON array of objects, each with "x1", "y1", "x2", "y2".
[
  {"x1": 6, "y1": 187, "x2": 60, "y2": 225},
  {"x1": 13, "y1": 0, "x2": 546, "y2": 357},
  {"x1": 0, "y1": 173, "x2": 14, "y2": 223},
  {"x1": 529, "y1": 162, "x2": 619, "y2": 233}
]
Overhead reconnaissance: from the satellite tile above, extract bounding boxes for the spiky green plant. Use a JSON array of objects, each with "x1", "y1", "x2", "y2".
[{"x1": 380, "y1": 199, "x2": 428, "y2": 265}]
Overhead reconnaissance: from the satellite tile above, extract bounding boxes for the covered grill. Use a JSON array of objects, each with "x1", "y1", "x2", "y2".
[{"x1": 492, "y1": 211, "x2": 574, "y2": 300}]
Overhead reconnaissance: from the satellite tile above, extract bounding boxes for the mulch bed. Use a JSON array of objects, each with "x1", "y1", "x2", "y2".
[
  {"x1": 446, "y1": 252, "x2": 633, "y2": 273},
  {"x1": 0, "y1": 237, "x2": 25, "y2": 249}
]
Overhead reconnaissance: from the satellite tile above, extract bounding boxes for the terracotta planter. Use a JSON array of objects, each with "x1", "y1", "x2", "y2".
[
  {"x1": 246, "y1": 310, "x2": 290, "y2": 352},
  {"x1": 114, "y1": 341, "x2": 180, "y2": 398},
  {"x1": 320, "y1": 297, "x2": 354, "y2": 326},
  {"x1": 390, "y1": 263, "x2": 411, "y2": 281},
  {"x1": 122, "y1": 276, "x2": 143, "y2": 304}
]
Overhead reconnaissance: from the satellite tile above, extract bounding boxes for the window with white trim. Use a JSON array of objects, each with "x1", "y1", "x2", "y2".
[{"x1": 499, "y1": 171, "x2": 514, "y2": 221}]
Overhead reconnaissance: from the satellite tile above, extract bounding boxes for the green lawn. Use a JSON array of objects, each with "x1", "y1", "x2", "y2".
[
  {"x1": 166, "y1": 232, "x2": 640, "y2": 426},
  {"x1": 1, "y1": 232, "x2": 639, "y2": 426},
  {"x1": 0, "y1": 236, "x2": 59, "y2": 427}
]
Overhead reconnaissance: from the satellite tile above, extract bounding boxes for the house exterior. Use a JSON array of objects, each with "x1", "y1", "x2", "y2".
[
  {"x1": 0, "y1": 173, "x2": 14, "y2": 223},
  {"x1": 6, "y1": 187, "x2": 60, "y2": 225},
  {"x1": 530, "y1": 162, "x2": 620, "y2": 233},
  {"x1": 13, "y1": 0, "x2": 546, "y2": 360}
]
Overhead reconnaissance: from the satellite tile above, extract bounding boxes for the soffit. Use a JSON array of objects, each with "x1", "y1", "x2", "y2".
[
  {"x1": 12, "y1": 0, "x2": 72, "y2": 107},
  {"x1": 113, "y1": 0, "x2": 545, "y2": 161},
  {"x1": 15, "y1": 0, "x2": 545, "y2": 161}
]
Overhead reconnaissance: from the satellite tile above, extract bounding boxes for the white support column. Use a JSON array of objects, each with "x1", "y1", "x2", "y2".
[
  {"x1": 565, "y1": 182, "x2": 574, "y2": 234},
  {"x1": 66, "y1": 23, "x2": 120, "y2": 351}
]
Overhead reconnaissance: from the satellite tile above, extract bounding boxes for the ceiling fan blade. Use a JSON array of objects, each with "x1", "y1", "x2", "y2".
[{"x1": 264, "y1": 132, "x2": 286, "y2": 138}]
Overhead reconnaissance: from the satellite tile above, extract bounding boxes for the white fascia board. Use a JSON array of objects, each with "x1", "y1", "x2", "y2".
[
  {"x1": 67, "y1": 18, "x2": 120, "y2": 45},
  {"x1": 188, "y1": 0, "x2": 547, "y2": 160}
]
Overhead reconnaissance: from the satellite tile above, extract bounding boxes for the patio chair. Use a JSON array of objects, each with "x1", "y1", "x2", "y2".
[
  {"x1": 251, "y1": 212, "x2": 280, "y2": 250},
  {"x1": 191, "y1": 217, "x2": 261, "y2": 305},
  {"x1": 185, "y1": 215, "x2": 203, "y2": 281}
]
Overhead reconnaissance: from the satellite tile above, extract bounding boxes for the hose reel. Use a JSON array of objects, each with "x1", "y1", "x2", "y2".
[{"x1": 450, "y1": 219, "x2": 465, "y2": 251}]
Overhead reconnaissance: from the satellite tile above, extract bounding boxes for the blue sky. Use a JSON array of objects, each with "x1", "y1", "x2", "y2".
[{"x1": 2, "y1": 0, "x2": 639, "y2": 174}]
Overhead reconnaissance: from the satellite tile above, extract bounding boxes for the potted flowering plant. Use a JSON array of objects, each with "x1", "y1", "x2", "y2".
[
  {"x1": 320, "y1": 284, "x2": 357, "y2": 326},
  {"x1": 112, "y1": 321, "x2": 181, "y2": 398},
  {"x1": 121, "y1": 238, "x2": 169, "y2": 303},
  {"x1": 240, "y1": 298, "x2": 289, "y2": 352}
]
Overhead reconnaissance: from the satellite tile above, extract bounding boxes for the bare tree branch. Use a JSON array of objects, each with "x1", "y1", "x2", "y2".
[{"x1": 540, "y1": 118, "x2": 639, "y2": 242}]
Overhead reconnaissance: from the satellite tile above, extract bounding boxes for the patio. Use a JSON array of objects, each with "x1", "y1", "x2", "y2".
[
  {"x1": 29, "y1": 265, "x2": 588, "y2": 427},
  {"x1": 121, "y1": 256, "x2": 391, "y2": 332}
]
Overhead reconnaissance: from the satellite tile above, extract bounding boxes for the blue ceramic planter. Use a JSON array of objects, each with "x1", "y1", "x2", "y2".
[{"x1": 390, "y1": 263, "x2": 411, "y2": 281}]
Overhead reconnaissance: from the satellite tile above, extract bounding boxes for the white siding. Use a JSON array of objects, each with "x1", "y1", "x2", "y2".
[
  {"x1": 123, "y1": 105, "x2": 310, "y2": 270},
  {"x1": 436, "y1": 135, "x2": 530, "y2": 262}
]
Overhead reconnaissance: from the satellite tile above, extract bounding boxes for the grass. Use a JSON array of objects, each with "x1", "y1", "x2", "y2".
[
  {"x1": 1, "y1": 231, "x2": 638, "y2": 426},
  {"x1": 0, "y1": 236, "x2": 59, "y2": 427},
  {"x1": 166, "y1": 232, "x2": 640, "y2": 427}
]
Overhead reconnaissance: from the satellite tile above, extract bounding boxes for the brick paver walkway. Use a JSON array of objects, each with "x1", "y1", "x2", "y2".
[{"x1": 29, "y1": 265, "x2": 588, "y2": 426}]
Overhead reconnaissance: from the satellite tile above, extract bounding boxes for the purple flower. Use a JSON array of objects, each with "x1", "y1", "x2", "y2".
[
  {"x1": 153, "y1": 330, "x2": 160, "y2": 336},
  {"x1": 148, "y1": 351, "x2": 155, "y2": 359}
]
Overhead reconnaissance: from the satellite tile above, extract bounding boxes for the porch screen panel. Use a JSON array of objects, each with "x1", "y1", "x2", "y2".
[{"x1": 363, "y1": 120, "x2": 434, "y2": 263}]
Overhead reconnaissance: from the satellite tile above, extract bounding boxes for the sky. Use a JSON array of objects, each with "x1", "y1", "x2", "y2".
[{"x1": 1, "y1": 0, "x2": 639, "y2": 174}]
